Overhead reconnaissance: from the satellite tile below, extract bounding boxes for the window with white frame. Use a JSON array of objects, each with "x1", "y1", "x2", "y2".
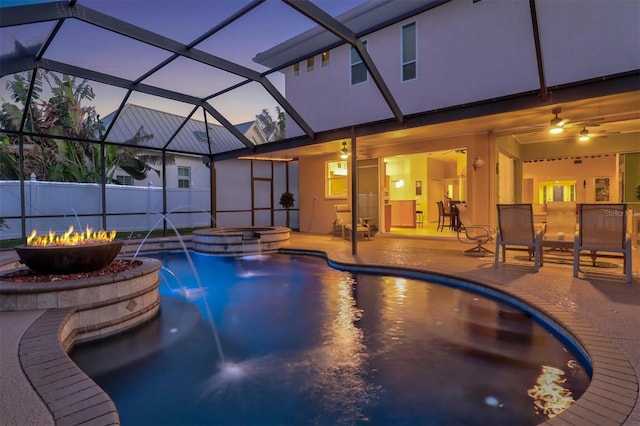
[
  {"x1": 293, "y1": 62, "x2": 300, "y2": 77},
  {"x1": 178, "y1": 166, "x2": 191, "y2": 188},
  {"x1": 307, "y1": 56, "x2": 314, "y2": 72},
  {"x1": 116, "y1": 174, "x2": 133, "y2": 186},
  {"x1": 321, "y1": 50, "x2": 330, "y2": 67},
  {"x1": 402, "y1": 23, "x2": 417, "y2": 81},
  {"x1": 326, "y1": 160, "x2": 348, "y2": 198},
  {"x1": 350, "y1": 41, "x2": 367, "y2": 85}
]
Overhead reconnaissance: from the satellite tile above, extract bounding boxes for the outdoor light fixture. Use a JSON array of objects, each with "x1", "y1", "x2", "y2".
[
  {"x1": 578, "y1": 127, "x2": 590, "y2": 142},
  {"x1": 550, "y1": 113, "x2": 564, "y2": 127},
  {"x1": 472, "y1": 157, "x2": 485, "y2": 171},
  {"x1": 549, "y1": 107, "x2": 566, "y2": 134},
  {"x1": 340, "y1": 141, "x2": 349, "y2": 159}
]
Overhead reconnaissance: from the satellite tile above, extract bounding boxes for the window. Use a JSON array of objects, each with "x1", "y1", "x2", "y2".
[
  {"x1": 402, "y1": 23, "x2": 416, "y2": 81},
  {"x1": 178, "y1": 166, "x2": 191, "y2": 188},
  {"x1": 350, "y1": 41, "x2": 367, "y2": 85},
  {"x1": 321, "y1": 50, "x2": 330, "y2": 67},
  {"x1": 326, "y1": 161, "x2": 348, "y2": 198},
  {"x1": 116, "y1": 175, "x2": 133, "y2": 186},
  {"x1": 307, "y1": 56, "x2": 314, "y2": 72},
  {"x1": 293, "y1": 62, "x2": 300, "y2": 77}
]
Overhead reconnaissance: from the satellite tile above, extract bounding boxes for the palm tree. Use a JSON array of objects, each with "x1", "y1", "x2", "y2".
[
  {"x1": 0, "y1": 70, "x2": 168, "y2": 183},
  {"x1": 255, "y1": 106, "x2": 286, "y2": 141}
]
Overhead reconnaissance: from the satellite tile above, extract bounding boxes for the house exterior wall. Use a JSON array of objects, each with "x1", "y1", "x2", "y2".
[
  {"x1": 299, "y1": 155, "x2": 338, "y2": 234},
  {"x1": 297, "y1": 132, "x2": 495, "y2": 234},
  {"x1": 283, "y1": 0, "x2": 638, "y2": 231},
  {"x1": 283, "y1": 0, "x2": 638, "y2": 135}
]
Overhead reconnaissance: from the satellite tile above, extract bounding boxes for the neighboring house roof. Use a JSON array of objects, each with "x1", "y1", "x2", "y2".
[
  {"x1": 253, "y1": 0, "x2": 446, "y2": 68},
  {"x1": 101, "y1": 104, "x2": 253, "y2": 155},
  {"x1": 234, "y1": 121, "x2": 254, "y2": 134}
]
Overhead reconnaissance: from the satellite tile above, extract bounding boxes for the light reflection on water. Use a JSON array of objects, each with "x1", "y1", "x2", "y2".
[{"x1": 71, "y1": 252, "x2": 590, "y2": 426}]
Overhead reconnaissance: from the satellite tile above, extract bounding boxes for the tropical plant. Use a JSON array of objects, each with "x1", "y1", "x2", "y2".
[
  {"x1": 0, "y1": 70, "x2": 169, "y2": 183},
  {"x1": 256, "y1": 106, "x2": 286, "y2": 141},
  {"x1": 279, "y1": 191, "x2": 295, "y2": 228},
  {"x1": 279, "y1": 191, "x2": 295, "y2": 209}
]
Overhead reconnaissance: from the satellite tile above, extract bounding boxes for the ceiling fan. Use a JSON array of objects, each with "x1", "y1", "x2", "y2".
[{"x1": 508, "y1": 107, "x2": 620, "y2": 143}]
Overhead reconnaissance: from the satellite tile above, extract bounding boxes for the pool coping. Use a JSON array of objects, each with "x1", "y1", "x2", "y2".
[{"x1": 11, "y1": 247, "x2": 639, "y2": 426}]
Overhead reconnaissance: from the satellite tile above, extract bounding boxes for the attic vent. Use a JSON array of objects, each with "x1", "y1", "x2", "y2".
[{"x1": 573, "y1": 159, "x2": 582, "y2": 164}]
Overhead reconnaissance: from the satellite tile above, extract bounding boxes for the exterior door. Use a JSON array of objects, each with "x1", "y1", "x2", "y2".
[{"x1": 252, "y1": 177, "x2": 272, "y2": 226}]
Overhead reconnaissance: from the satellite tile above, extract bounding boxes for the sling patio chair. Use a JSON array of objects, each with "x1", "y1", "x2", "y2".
[
  {"x1": 334, "y1": 204, "x2": 370, "y2": 240},
  {"x1": 494, "y1": 204, "x2": 543, "y2": 272},
  {"x1": 573, "y1": 203, "x2": 633, "y2": 283},
  {"x1": 456, "y1": 204, "x2": 495, "y2": 256}
]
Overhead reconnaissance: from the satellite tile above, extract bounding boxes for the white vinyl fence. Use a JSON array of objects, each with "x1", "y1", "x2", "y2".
[{"x1": 0, "y1": 180, "x2": 211, "y2": 240}]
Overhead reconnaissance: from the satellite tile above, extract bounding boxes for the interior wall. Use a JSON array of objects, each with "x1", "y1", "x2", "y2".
[{"x1": 522, "y1": 156, "x2": 619, "y2": 204}]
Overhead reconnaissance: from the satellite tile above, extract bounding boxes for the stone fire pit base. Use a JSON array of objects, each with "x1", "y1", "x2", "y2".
[{"x1": 0, "y1": 257, "x2": 162, "y2": 344}]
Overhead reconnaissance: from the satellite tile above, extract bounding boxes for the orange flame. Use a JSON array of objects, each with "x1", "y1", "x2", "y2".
[{"x1": 26, "y1": 225, "x2": 117, "y2": 246}]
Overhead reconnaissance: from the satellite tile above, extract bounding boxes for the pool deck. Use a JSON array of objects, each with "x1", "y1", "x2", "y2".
[{"x1": 1, "y1": 232, "x2": 638, "y2": 425}]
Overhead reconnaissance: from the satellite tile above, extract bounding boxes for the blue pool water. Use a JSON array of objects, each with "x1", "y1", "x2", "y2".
[{"x1": 71, "y1": 251, "x2": 590, "y2": 425}]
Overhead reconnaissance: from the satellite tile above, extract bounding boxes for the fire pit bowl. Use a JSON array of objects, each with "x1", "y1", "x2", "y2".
[{"x1": 15, "y1": 240, "x2": 124, "y2": 275}]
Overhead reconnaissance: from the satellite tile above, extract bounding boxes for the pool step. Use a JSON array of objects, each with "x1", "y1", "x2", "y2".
[{"x1": 433, "y1": 296, "x2": 553, "y2": 364}]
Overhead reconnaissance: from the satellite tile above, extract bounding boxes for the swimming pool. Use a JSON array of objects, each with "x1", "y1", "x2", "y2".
[{"x1": 71, "y1": 251, "x2": 590, "y2": 425}]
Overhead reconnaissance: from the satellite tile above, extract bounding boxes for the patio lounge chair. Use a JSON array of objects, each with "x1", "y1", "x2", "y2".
[
  {"x1": 494, "y1": 204, "x2": 543, "y2": 272},
  {"x1": 573, "y1": 203, "x2": 632, "y2": 283},
  {"x1": 456, "y1": 204, "x2": 495, "y2": 256},
  {"x1": 334, "y1": 204, "x2": 370, "y2": 240}
]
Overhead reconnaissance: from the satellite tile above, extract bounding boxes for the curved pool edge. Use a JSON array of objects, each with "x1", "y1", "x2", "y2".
[
  {"x1": 7, "y1": 257, "x2": 163, "y2": 426},
  {"x1": 19, "y1": 309, "x2": 121, "y2": 425},
  {"x1": 10, "y1": 247, "x2": 637, "y2": 426},
  {"x1": 278, "y1": 247, "x2": 639, "y2": 426}
]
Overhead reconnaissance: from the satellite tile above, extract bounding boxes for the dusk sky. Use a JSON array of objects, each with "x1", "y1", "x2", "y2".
[{"x1": 1, "y1": 0, "x2": 369, "y2": 126}]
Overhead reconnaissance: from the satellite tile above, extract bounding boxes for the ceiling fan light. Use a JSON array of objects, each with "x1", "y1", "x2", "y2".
[
  {"x1": 339, "y1": 141, "x2": 349, "y2": 159},
  {"x1": 549, "y1": 127, "x2": 563, "y2": 135},
  {"x1": 579, "y1": 127, "x2": 590, "y2": 142},
  {"x1": 550, "y1": 113, "x2": 565, "y2": 128}
]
